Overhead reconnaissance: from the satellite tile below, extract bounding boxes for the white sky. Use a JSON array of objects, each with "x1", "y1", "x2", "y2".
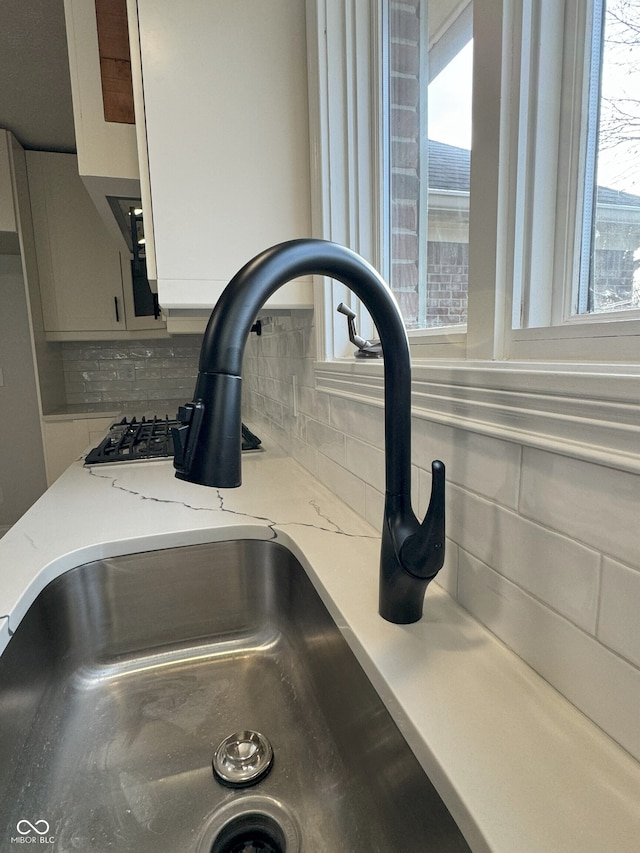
[{"x1": 427, "y1": 40, "x2": 473, "y2": 150}]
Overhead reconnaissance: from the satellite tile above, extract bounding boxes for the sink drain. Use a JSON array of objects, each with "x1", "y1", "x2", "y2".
[
  {"x1": 209, "y1": 812, "x2": 285, "y2": 853},
  {"x1": 197, "y1": 796, "x2": 300, "y2": 853},
  {"x1": 213, "y1": 730, "x2": 274, "y2": 787}
]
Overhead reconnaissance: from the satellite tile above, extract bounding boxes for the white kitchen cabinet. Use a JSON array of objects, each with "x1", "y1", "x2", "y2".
[
  {"x1": 0, "y1": 132, "x2": 17, "y2": 238},
  {"x1": 128, "y1": 0, "x2": 314, "y2": 330},
  {"x1": 63, "y1": 0, "x2": 141, "y2": 247},
  {"x1": 27, "y1": 150, "x2": 164, "y2": 340},
  {"x1": 41, "y1": 415, "x2": 117, "y2": 485},
  {"x1": 0, "y1": 133, "x2": 51, "y2": 526}
]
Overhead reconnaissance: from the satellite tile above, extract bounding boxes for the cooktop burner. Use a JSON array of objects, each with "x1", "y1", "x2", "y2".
[{"x1": 84, "y1": 416, "x2": 262, "y2": 466}]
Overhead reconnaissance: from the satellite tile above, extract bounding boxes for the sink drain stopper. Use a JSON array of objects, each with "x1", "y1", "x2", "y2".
[{"x1": 213, "y1": 730, "x2": 274, "y2": 787}]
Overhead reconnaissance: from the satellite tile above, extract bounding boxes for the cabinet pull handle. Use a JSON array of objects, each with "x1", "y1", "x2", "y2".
[{"x1": 114, "y1": 296, "x2": 120, "y2": 322}]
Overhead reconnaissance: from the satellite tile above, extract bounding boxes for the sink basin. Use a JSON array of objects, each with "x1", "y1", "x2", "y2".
[{"x1": 0, "y1": 540, "x2": 470, "y2": 852}]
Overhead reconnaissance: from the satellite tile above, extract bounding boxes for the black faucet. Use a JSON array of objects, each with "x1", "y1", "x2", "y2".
[{"x1": 173, "y1": 239, "x2": 445, "y2": 623}]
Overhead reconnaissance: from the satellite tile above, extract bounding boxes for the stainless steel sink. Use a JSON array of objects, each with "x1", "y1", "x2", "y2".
[{"x1": 0, "y1": 540, "x2": 470, "y2": 852}]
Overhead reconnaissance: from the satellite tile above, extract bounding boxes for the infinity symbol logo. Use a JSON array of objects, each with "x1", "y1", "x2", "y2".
[{"x1": 16, "y1": 819, "x2": 50, "y2": 836}]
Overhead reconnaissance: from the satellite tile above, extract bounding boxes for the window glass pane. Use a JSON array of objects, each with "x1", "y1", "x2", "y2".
[
  {"x1": 385, "y1": 0, "x2": 473, "y2": 330},
  {"x1": 581, "y1": 0, "x2": 640, "y2": 315}
]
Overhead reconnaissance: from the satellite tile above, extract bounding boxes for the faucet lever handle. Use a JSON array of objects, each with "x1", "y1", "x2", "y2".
[
  {"x1": 337, "y1": 301, "x2": 368, "y2": 348},
  {"x1": 400, "y1": 460, "x2": 446, "y2": 580}
]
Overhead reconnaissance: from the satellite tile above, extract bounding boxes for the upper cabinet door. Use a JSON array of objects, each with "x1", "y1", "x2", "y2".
[
  {"x1": 0, "y1": 131, "x2": 18, "y2": 237},
  {"x1": 27, "y1": 151, "x2": 125, "y2": 334},
  {"x1": 64, "y1": 0, "x2": 141, "y2": 245},
  {"x1": 130, "y1": 0, "x2": 314, "y2": 318}
]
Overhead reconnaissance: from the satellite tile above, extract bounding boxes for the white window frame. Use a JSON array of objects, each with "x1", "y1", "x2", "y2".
[
  {"x1": 306, "y1": 0, "x2": 640, "y2": 476},
  {"x1": 506, "y1": 0, "x2": 640, "y2": 361},
  {"x1": 305, "y1": 0, "x2": 382, "y2": 360}
]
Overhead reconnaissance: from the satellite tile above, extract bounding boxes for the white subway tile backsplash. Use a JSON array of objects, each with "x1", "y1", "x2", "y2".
[
  {"x1": 364, "y1": 483, "x2": 385, "y2": 532},
  {"x1": 297, "y1": 385, "x2": 331, "y2": 423},
  {"x1": 256, "y1": 329, "x2": 290, "y2": 358},
  {"x1": 317, "y1": 455, "x2": 366, "y2": 518},
  {"x1": 458, "y1": 550, "x2": 640, "y2": 763},
  {"x1": 345, "y1": 435, "x2": 385, "y2": 493},
  {"x1": 297, "y1": 356, "x2": 317, "y2": 390},
  {"x1": 290, "y1": 434, "x2": 319, "y2": 477},
  {"x1": 160, "y1": 366, "x2": 196, "y2": 380},
  {"x1": 287, "y1": 328, "x2": 307, "y2": 359},
  {"x1": 147, "y1": 389, "x2": 190, "y2": 403},
  {"x1": 102, "y1": 389, "x2": 154, "y2": 403},
  {"x1": 520, "y1": 449, "x2": 640, "y2": 567},
  {"x1": 66, "y1": 393, "x2": 103, "y2": 405},
  {"x1": 80, "y1": 370, "x2": 119, "y2": 382},
  {"x1": 599, "y1": 558, "x2": 640, "y2": 668},
  {"x1": 85, "y1": 379, "x2": 138, "y2": 393},
  {"x1": 413, "y1": 418, "x2": 521, "y2": 508},
  {"x1": 262, "y1": 395, "x2": 285, "y2": 428},
  {"x1": 435, "y1": 540, "x2": 459, "y2": 598},
  {"x1": 258, "y1": 376, "x2": 292, "y2": 408},
  {"x1": 330, "y1": 396, "x2": 385, "y2": 448},
  {"x1": 306, "y1": 419, "x2": 346, "y2": 465},
  {"x1": 134, "y1": 369, "x2": 164, "y2": 381},
  {"x1": 62, "y1": 337, "x2": 201, "y2": 406},
  {"x1": 448, "y1": 483, "x2": 600, "y2": 631}
]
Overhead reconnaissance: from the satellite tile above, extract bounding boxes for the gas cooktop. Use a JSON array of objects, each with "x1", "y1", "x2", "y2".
[{"x1": 84, "y1": 416, "x2": 262, "y2": 466}]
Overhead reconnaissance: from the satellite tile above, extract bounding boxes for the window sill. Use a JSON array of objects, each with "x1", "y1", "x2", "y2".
[
  {"x1": 406, "y1": 326, "x2": 467, "y2": 359},
  {"x1": 509, "y1": 319, "x2": 640, "y2": 361},
  {"x1": 314, "y1": 358, "x2": 640, "y2": 474}
]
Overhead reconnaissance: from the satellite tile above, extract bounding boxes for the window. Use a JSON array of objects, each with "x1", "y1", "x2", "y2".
[
  {"x1": 382, "y1": 0, "x2": 640, "y2": 356},
  {"x1": 580, "y1": 0, "x2": 640, "y2": 316},
  {"x1": 308, "y1": 0, "x2": 640, "y2": 363},
  {"x1": 383, "y1": 0, "x2": 473, "y2": 330},
  {"x1": 501, "y1": 0, "x2": 640, "y2": 360}
]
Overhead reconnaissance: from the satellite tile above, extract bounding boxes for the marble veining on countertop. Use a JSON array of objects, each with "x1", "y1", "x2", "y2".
[
  {"x1": 0, "y1": 445, "x2": 376, "y2": 638},
  {"x1": 1, "y1": 445, "x2": 639, "y2": 853}
]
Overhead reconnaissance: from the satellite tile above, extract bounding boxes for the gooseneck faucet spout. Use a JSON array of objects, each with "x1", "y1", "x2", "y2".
[{"x1": 173, "y1": 239, "x2": 445, "y2": 623}]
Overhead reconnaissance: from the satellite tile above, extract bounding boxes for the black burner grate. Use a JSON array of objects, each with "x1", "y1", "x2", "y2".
[{"x1": 85, "y1": 417, "x2": 261, "y2": 465}]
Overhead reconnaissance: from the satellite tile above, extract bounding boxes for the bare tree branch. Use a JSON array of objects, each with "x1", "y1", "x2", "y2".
[{"x1": 597, "y1": 0, "x2": 640, "y2": 170}]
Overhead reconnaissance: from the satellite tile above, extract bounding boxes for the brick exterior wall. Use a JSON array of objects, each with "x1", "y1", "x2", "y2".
[
  {"x1": 388, "y1": 0, "x2": 470, "y2": 329},
  {"x1": 426, "y1": 240, "x2": 469, "y2": 325}
]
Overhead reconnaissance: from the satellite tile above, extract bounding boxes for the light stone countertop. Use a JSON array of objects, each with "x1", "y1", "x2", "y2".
[{"x1": 1, "y1": 441, "x2": 639, "y2": 852}]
